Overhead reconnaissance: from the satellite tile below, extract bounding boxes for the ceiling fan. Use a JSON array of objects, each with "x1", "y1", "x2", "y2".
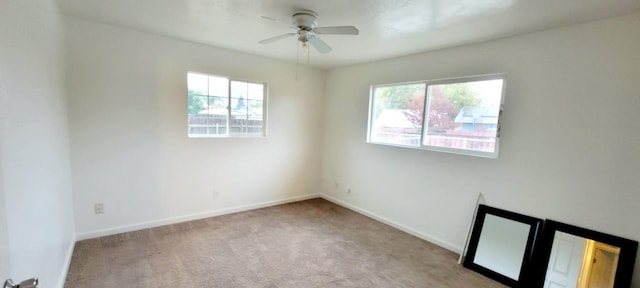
[{"x1": 258, "y1": 10, "x2": 359, "y2": 54}]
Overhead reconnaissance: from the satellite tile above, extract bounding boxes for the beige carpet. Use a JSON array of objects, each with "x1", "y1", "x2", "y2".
[{"x1": 65, "y1": 198, "x2": 505, "y2": 287}]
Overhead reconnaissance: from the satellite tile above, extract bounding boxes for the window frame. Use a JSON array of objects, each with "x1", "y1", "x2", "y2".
[
  {"x1": 187, "y1": 71, "x2": 268, "y2": 138},
  {"x1": 367, "y1": 74, "x2": 506, "y2": 158}
]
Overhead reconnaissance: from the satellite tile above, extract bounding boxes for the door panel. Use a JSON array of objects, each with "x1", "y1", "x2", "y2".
[{"x1": 544, "y1": 231, "x2": 586, "y2": 288}]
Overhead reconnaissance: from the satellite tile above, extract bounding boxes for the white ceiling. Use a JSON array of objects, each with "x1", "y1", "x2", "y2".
[{"x1": 57, "y1": 0, "x2": 640, "y2": 69}]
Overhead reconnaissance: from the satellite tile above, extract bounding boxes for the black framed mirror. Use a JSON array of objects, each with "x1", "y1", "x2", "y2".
[
  {"x1": 464, "y1": 204, "x2": 543, "y2": 287},
  {"x1": 533, "y1": 220, "x2": 638, "y2": 288}
]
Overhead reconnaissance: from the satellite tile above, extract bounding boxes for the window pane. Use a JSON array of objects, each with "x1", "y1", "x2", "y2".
[
  {"x1": 188, "y1": 95, "x2": 207, "y2": 116},
  {"x1": 188, "y1": 95, "x2": 208, "y2": 136},
  {"x1": 247, "y1": 83, "x2": 263, "y2": 101},
  {"x1": 246, "y1": 83, "x2": 264, "y2": 136},
  {"x1": 230, "y1": 81, "x2": 264, "y2": 136},
  {"x1": 207, "y1": 96, "x2": 228, "y2": 136},
  {"x1": 246, "y1": 99, "x2": 264, "y2": 136},
  {"x1": 208, "y1": 76, "x2": 228, "y2": 97},
  {"x1": 423, "y1": 79, "x2": 503, "y2": 153},
  {"x1": 207, "y1": 95, "x2": 228, "y2": 111},
  {"x1": 248, "y1": 99, "x2": 263, "y2": 116},
  {"x1": 369, "y1": 83, "x2": 426, "y2": 146},
  {"x1": 231, "y1": 82, "x2": 248, "y2": 118},
  {"x1": 187, "y1": 73, "x2": 208, "y2": 95},
  {"x1": 230, "y1": 81, "x2": 248, "y2": 134}
]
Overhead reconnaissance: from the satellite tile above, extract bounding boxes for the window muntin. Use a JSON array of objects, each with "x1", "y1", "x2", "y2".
[
  {"x1": 188, "y1": 72, "x2": 266, "y2": 137},
  {"x1": 368, "y1": 75, "x2": 505, "y2": 158}
]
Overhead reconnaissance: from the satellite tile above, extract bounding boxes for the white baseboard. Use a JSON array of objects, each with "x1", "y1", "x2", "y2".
[
  {"x1": 76, "y1": 194, "x2": 320, "y2": 241},
  {"x1": 75, "y1": 193, "x2": 461, "y2": 256},
  {"x1": 320, "y1": 193, "x2": 462, "y2": 254},
  {"x1": 57, "y1": 236, "x2": 76, "y2": 288}
]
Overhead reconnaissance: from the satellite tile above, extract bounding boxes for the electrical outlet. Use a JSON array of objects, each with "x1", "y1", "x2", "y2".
[
  {"x1": 212, "y1": 190, "x2": 220, "y2": 199},
  {"x1": 346, "y1": 187, "x2": 351, "y2": 194},
  {"x1": 94, "y1": 203, "x2": 104, "y2": 214}
]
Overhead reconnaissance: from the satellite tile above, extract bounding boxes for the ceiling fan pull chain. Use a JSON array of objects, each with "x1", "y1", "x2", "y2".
[{"x1": 295, "y1": 40, "x2": 299, "y2": 80}]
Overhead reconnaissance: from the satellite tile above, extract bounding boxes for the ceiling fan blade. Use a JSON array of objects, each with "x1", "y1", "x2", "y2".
[
  {"x1": 258, "y1": 33, "x2": 296, "y2": 44},
  {"x1": 308, "y1": 36, "x2": 332, "y2": 54},
  {"x1": 314, "y1": 26, "x2": 359, "y2": 35}
]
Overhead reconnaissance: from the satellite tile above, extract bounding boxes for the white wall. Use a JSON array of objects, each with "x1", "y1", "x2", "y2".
[
  {"x1": 321, "y1": 13, "x2": 640, "y2": 286},
  {"x1": 0, "y1": 1, "x2": 76, "y2": 287},
  {"x1": 66, "y1": 18, "x2": 326, "y2": 238}
]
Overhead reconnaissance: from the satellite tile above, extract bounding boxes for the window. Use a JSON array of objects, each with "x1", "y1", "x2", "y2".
[
  {"x1": 368, "y1": 75, "x2": 505, "y2": 158},
  {"x1": 187, "y1": 72, "x2": 267, "y2": 137}
]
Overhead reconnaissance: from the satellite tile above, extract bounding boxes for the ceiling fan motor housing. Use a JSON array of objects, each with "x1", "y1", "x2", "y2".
[{"x1": 292, "y1": 10, "x2": 318, "y2": 31}]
